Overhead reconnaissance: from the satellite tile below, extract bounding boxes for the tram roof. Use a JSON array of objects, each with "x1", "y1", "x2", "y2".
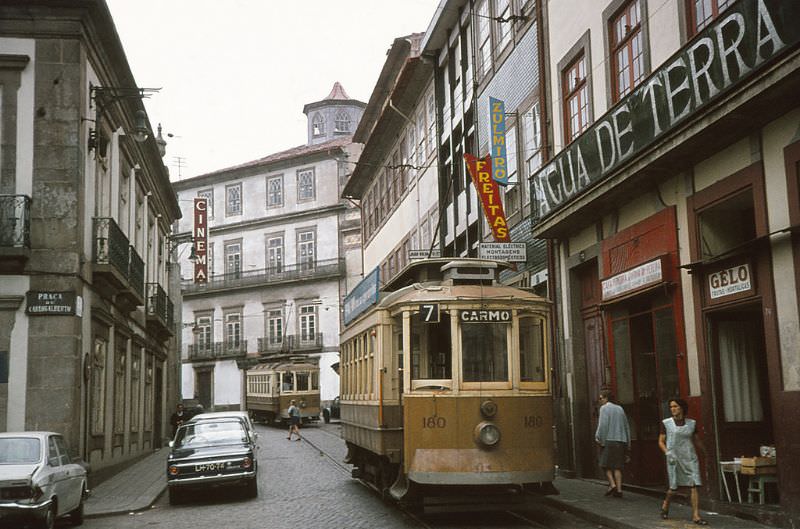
[
  {"x1": 248, "y1": 357, "x2": 319, "y2": 372},
  {"x1": 382, "y1": 258, "x2": 514, "y2": 292}
]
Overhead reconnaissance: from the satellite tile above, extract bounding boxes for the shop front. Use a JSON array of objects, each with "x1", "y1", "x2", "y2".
[
  {"x1": 687, "y1": 163, "x2": 780, "y2": 509},
  {"x1": 597, "y1": 207, "x2": 688, "y2": 486}
]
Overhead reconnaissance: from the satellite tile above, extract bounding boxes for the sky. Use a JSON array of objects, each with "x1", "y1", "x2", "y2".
[{"x1": 105, "y1": 0, "x2": 441, "y2": 180}]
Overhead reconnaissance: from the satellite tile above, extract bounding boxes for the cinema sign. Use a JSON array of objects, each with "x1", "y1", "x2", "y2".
[{"x1": 531, "y1": 0, "x2": 799, "y2": 219}]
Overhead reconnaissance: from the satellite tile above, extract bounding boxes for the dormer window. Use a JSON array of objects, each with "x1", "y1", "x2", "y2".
[
  {"x1": 312, "y1": 114, "x2": 325, "y2": 136},
  {"x1": 334, "y1": 111, "x2": 351, "y2": 133}
]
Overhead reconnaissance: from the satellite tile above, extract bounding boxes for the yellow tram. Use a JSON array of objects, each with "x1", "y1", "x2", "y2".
[
  {"x1": 245, "y1": 356, "x2": 321, "y2": 424},
  {"x1": 339, "y1": 259, "x2": 555, "y2": 502}
]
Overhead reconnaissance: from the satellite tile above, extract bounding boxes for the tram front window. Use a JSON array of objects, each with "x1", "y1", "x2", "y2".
[
  {"x1": 410, "y1": 312, "x2": 452, "y2": 380},
  {"x1": 462, "y1": 323, "x2": 508, "y2": 382},
  {"x1": 282, "y1": 373, "x2": 295, "y2": 391}
]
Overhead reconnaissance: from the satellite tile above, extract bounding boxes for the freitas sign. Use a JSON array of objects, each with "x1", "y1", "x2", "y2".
[{"x1": 531, "y1": 0, "x2": 799, "y2": 219}]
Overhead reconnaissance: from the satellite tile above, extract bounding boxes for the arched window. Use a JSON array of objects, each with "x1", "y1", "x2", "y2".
[
  {"x1": 335, "y1": 111, "x2": 351, "y2": 133},
  {"x1": 312, "y1": 114, "x2": 325, "y2": 136}
]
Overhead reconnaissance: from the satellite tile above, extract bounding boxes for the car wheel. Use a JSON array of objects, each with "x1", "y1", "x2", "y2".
[
  {"x1": 245, "y1": 478, "x2": 258, "y2": 498},
  {"x1": 38, "y1": 504, "x2": 56, "y2": 529},
  {"x1": 168, "y1": 487, "x2": 183, "y2": 505},
  {"x1": 70, "y1": 488, "x2": 85, "y2": 525}
]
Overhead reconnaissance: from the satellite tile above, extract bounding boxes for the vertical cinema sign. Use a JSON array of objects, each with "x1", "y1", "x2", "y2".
[
  {"x1": 464, "y1": 153, "x2": 510, "y2": 241},
  {"x1": 193, "y1": 198, "x2": 208, "y2": 283}
]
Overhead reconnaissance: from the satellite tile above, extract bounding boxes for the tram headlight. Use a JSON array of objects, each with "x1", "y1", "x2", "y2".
[{"x1": 474, "y1": 421, "x2": 501, "y2": 448}]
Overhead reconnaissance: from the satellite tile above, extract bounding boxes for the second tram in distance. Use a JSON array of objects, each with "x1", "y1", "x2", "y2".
[
  {"x1": 245, "y1": 356, "x2": 321, "y2": 424},
  {"x1": 339, "y1": 259, "x2": 555, "y2": 502}
]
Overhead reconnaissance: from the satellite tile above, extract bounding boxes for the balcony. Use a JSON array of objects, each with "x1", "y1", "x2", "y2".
[
  {"x1": 0, "y1": 194, "x2": 31, "y2": 272},
  {"x1": 92, "y1": 218, "x2": 144, "y2": 311},
  {"x1": 182, "y1": 258, "x2": 345, "y2": 296},
  {"x1": 258, "y1": 336, "x2": 289, "y2": 354},
  {"x1": 287, "y1": 333, "x2": 324, "y2": 352},
  {"x1": 146, "y1": 283, "x2": 174, "y2": 339},
  {"x1": 187, "y1": 340, "x2": 248, "y2": 362}
]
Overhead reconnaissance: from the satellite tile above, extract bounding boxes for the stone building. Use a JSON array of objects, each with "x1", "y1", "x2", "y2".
[
  {"x1": 0, "y1": 0, "x2": 181, "y2": 476},
  {"x1": 536, "y1": 0, "x2": 800, "y2": 524},
  {"x1": 173, "y1": 84, "x2": 364, "y2": 409}
]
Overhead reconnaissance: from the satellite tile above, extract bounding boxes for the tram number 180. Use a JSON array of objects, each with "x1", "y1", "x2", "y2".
[
  {"x1": 524, "y1": 415, "x2": 544, "y2": 428},
  {"x1": 423, "y1": 416, "x2": 447, "y2": 428}
]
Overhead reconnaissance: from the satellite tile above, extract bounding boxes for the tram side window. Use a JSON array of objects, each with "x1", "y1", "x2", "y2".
[
  {"x1": 296, "y1": 372, "x2": 309, "y2": 391},
  {"x1": 411, "y1": 312, "x2": 452, "y2": 379},
  {"x1": 311, "y1": 370, "x2": 319, "y2": 390},
  {"x1": 462, "y1": 322, "x2": 508, "y2": 382},
  {"x1": 283, "y1": 373, "x2": 295, "y2": 391},
  {"x1": 519, "y1": 317, "x2": 545, "y2": 383}
]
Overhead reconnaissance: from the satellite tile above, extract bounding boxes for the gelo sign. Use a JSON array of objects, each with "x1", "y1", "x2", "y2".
[{"x1": 708, "y1": 264, "x2": 751, "y2": 299}]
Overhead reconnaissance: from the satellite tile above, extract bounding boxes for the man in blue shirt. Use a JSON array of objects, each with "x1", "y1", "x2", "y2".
[{"x1": 595, "y1": 389, "x2": 631, "y2": 497}]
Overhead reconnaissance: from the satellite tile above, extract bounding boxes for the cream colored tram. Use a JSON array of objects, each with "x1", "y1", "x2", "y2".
[
  {"x1": 246, "y1": 356, "x2": 321, "y2": 424},
  {"x1": 339, "y1": 259, "x2": 554, "y2": 502}
]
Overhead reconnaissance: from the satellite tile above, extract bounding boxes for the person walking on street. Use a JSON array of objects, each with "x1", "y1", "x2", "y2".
[
  {"x1": 595, "y1": 388, "x2": 631, "y2": 498},
  {"x1": 287, "y1": 400, "x2": 302, "y2": 441},
  {"x1": 659, "y1": 398, "x2": 708, "y2": 525},
  {"x1": 170, "y1": 403, "x2": 187, "y2": 438}
]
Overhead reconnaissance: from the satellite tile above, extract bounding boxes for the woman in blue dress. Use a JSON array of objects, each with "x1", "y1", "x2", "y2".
[{"x1": 658, "y1": 398, "x2": 707, "y2": 525}]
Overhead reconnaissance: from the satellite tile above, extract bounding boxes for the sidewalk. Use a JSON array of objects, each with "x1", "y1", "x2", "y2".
[
  {"x1": 544, "y1": 478, "x2": 774, "y2": 529},
  {"x1": 83, "y1": 445, "x2": 776, "y2": 529},
  {"x1": 84, "y1": 448, "x2": 167, "y2": 518}
]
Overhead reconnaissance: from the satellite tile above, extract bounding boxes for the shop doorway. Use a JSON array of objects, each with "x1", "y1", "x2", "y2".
[
  {"x1": 708, "y1": 307, "x2": 773, "y2": 462},
  {"x1": 608, "y1": 291, "x2": 681, "y2": 486}
]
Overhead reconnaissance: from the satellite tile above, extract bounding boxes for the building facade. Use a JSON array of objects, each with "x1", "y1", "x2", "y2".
[
  {"x1": 174, "y1": 84, "x2": 364, "y2": 408},
  {"x1": 535, "y1": 0, "x2": 800, "y2": 524},
  {"x1": 344, "y1": 34, "x2": 440, "y2": 279},
  {"x1": 0, "y1": 0, "x2": 181, "y2": 476}
]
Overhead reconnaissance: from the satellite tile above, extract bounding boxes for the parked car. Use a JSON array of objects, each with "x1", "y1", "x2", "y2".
[
  {"x1": 0, "y1": 432, "x2": 89, "y2": 528},
  {"x1": 322, "y1": 396, "x2": 340, "y2": 423},
  {"x1": 167, "y1": 418, "x2": 258, "y2": 505},
  {"x1": 190, "y1": 411, "x2": 258, "y2": 441}
]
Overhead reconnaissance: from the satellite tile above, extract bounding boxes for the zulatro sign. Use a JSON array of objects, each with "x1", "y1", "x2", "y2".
[{"x1": 531, "y1": 0, "x2": 799, "y2": 219}]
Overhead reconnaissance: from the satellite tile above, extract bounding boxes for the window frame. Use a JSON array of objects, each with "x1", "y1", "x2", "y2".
[
  {"x1": 267, "y1": 175, "x2": 283, "y2": 208},
  {"x1": 605, "y1": 0, "x2": 649, "y2": 104},
  {"x1": 297, "y1": 168, "x2": 316, "y2": 202},
  {"x1": 558, "y1": 31, "x2": 593, "y2": 145},
  {"x1": 224, "y1": 239, "x2": 242, "y2": 278},
  {"x1": 225, "y1": 183, "x2": 242, "y2": 216},
  {"x1": 686, "y1": 0, "x2": 732, "y2": 36},
  {"x1": 197, "y1": 189, "x2": 214, "y2": 219}
]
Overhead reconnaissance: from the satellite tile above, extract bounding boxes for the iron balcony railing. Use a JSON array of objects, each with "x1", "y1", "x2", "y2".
[
  {"x1": 93, "y1": 217, "x2": 130, "y2": 278},
  {"x1": 187, "y1": 340, "x2": 248, "y2": 361},
  {"x1": 257, "y1": 337, "x2": 289, "y2": 353},
  {"x1": 0, "y1": 195, "x2": 31, "y2": 249},
  {"x1": 146, "y1": 283, "x2": 168, "y2": 322},
  {"x1": 288, "y1": 333, "x2": 324, "y2": 351},
  {"x1": 129, "y1": 247, "x2": 145, "y2": 299},
  {"x1": 182, "y1": 258, "x2": 345, "y2": 294}
]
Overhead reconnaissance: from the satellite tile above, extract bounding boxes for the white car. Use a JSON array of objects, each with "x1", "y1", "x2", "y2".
[
  {"x1": 189, "y1": 411, "x2": 258, "y2": 441},
  {"x1": 0, "y1": 432, "x2": 88, "y2": 528}
]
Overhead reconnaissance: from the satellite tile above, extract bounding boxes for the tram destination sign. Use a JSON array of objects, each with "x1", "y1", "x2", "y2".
[
  {"x1": 531, "y1": 0, "x2": 800, "y2": 220},
  {"x1": 460, "y1": 309, "x2": 511, "y2": 323},
  {"x1": 26, "y1": 291, "x2": 81, "y2": 316}
]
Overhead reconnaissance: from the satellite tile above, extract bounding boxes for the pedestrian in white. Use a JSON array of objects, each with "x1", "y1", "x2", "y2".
[{"x1": 595, "y1": 389, "x2": 631, "y2": 498}]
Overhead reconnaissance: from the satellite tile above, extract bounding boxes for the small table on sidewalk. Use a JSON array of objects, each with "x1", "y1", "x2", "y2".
[{"x1": 719, "y1": 461, "x2": 742, "y2": 503}]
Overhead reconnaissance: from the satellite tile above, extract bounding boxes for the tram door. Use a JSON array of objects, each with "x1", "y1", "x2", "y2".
[{"x1": 608, "y1": 291, "x2": 680, "y2": 486}]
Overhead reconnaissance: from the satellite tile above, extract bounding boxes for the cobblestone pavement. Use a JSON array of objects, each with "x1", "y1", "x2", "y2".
[{"x1": 75, "y1": 421, "x2": 601, "y2": 529}]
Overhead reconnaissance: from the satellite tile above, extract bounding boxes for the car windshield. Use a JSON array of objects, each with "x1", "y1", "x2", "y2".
[
  {"x1": 174, "y1": 421, "x2": 247, "y2": 448},
  {"x1": 0, "y1": 438, "x2": 41, "y2": 464}
]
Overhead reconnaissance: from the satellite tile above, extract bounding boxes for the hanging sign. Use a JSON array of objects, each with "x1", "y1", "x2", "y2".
[
  {"x1": 479, "y1": 242, "x2": 527, "y2": 262},
  {"x1": 464, "y1": 153, "x2": 510, "y2": 242},
  {"x1": 193, "y1": 197, "x2": 208, "y2": 283},
  {"x1": 344, "y1": 267, "x2": 381, "y2": 325},
  {"x1": 531, "y1": 0, "x2": 800, "y2": 220},
  {"x1": 708, "y1": 263, "x2": 752, "y2": 299},
  {"x1": 490, "y1": 97, "x2": 509, "y2": 186}
]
